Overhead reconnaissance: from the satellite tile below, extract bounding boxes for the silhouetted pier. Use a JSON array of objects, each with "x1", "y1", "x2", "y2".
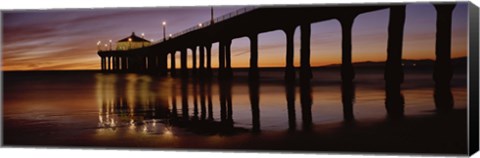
[{"x1": 98, "y1": 2, "x2": 458, "y2": 112}]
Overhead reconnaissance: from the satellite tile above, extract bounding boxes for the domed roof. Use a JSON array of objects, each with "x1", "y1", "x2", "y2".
[{"x1": 117, "y1": 32, "x2": 151, "y2": 43}]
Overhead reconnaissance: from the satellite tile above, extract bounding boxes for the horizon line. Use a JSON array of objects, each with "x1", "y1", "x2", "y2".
[{"x1": 2, "y1": 56, "x2": 467, "y2": 72}]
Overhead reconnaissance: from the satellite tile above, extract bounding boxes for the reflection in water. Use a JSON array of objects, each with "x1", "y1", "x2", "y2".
[
  {"x1": 341, "y1": 80, "x2": 355, "y2": 122},
  {"x1": 218, "y1": 77, "x2": 234, "y2": 126},
  {"x1": 300, "y1": 77, "x2": 313, "y2": 131},
  {"x1": 227, "y1": 79, "x2": 233, "y2": 125},
  {"x1": 96, "y1": 74, "x2": 171, "y2": 134},
  {"x1": 93, "y1": 69, "x2": 460, "y2": 136},
  {"x1": 171, "y1": 80, "x2": 178, "y2": 119},
  {"x1": 219, "y1": 78, "x2": 226, "y2": 122},
  {"x1": 93, "y1": 72, "x2": 417, "y2": 134},
  {"x1": 285, "y1": 77, "x2": 296, "y2": 131},
  {"x1": 199, "y1": 78, "x2": 207, "y2": 120},
  {"x1": 193, "y1": 79, "x2": 199, "y2": 120},
  {"x1": 207, "y1": 78, "x2": 214, "y2": 121},
  {"x1": 434, "y1": 83, "x2": 454, "y2": 113},
  {"x1": 96, "y1": 73, "x2": 249, "y2": 136},
  {"x1": 181, "y1": 78, "x2": 189, "y2": 120},
  {"x1": 385, "y1": 82, "x2": 405, "y2": 119},
  {"x1": 249, "y1": 74, "x2": 261, "y2": 132},
  {"x1": 2, "y1": 68, "x2": 467, "y2": 153}
]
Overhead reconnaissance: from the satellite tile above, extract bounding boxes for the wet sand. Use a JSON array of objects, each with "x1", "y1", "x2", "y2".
[
  {"x1": 4, "y1": 109, "x2": 466, "y2": 155},
  {"x1": 3, "y1": 68, "x2": 468, "y2": 155}
]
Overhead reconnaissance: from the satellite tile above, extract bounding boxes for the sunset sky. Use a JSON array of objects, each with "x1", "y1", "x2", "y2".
[{"x1": 2, "y1": 3, "x2": 468, "y2": 71}]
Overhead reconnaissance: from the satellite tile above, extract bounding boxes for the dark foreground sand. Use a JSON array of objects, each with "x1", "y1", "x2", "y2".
[{"x1": 4, "y1": 109, "x2": 467, "y2": 155}]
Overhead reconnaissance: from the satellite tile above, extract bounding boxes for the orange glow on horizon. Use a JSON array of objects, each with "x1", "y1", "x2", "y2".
[{"x1": 2, "y1": 4, "x2": 468, "y2": 71}]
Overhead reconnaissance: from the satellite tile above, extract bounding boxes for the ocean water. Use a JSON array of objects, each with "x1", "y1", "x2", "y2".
[{"x1": 2, "y1": 68, "x2": 468, "y2": 154}]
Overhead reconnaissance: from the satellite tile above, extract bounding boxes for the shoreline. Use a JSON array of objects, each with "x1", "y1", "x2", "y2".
[{"x1": 3, "y1": 109, "x2": 467, "y2": 155}]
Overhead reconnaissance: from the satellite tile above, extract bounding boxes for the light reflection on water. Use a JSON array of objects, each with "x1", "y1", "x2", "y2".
[
  {"x1": 89, "y1": 69, "x2": 466, "y2": 135},
  {"x1": 2, "y1": 69, "x2": 467, "y2": 151},
  {"x1": 95, "y1": 73, "x2": 174, "y2": 136}
]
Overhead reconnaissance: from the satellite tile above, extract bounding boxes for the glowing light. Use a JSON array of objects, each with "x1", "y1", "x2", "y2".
[
  {"x1": 128, "y1": 119, "x2": 135, "y2": 130},
  {"x1": 110, "y1": 118, "x2": 116, "y2": 127},
  {"x1": 97, "y1": 41, "x2": 101, "y2": 45},
  {"x1": 98, "y1": 116, "x2": 103, "y2": 123},
  {"x1": 163, "y1": 126, "x2": 173, "y2": 137},
  {"x1": 169, "y1": 34, "x2": 172, "y2": 37},
  {"x1": 162, "y1": 21, "x2": 166, "y2": 26},
  {"x1": 109, "y1": 39, "x2": 112, "y2": 43},
  {"x1": 198, "y1": 23, "x2": 203, "y2": 27},
  {"x1": 141, "y1": 33, "x2": 145, "y2": 37},
  {"x1": 164, "y1": 130, "x2": 172, "y2": 136},
  {"x1": 143, "y1": 126, "x2": 148, "y2": 133},
  {"x1": 128, "y1": 38, "x2": 132, "y2": 42}
]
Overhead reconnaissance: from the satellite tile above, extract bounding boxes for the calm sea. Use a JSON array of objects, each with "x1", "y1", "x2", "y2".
[{"x1": 3, "y1": 67, "x2": 468, "y2": 154}]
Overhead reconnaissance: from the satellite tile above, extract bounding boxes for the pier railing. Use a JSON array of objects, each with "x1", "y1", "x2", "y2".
[{"x1": 158, "y1": 6, "x2": 257, "y2": 43}]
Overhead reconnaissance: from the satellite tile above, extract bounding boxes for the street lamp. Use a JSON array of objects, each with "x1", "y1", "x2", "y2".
[
  {"x1": 97, "y1": 41, "x2": 101, "y2": 51},
  {"x1": 198, "y1": 23, "x2": 203, "y2": 27},
  {"x1": 128, "y1": 38, "x2": 132, "y2": 50},
  {"x1": 109, "y1": 39, "x2": 112, "y2": 51},
  {"x1": 169, "y1": 34, "x2": 172, "y2": 39},
  {"x1": 141, "y1": 33, "x2": 145, "y2": 38},
  {"x1": 162, "y1": 21, "x2": 167, "y2": 41},
  {"x1": 104, "y1": 44, "x2": 108, "y2": 51}
]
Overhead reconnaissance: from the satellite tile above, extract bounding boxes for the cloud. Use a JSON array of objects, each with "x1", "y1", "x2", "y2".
[{"x1": 1, "y1": 4, "x2": 469, "y2": 71}]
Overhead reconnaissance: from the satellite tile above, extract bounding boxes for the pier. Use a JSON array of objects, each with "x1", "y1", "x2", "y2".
[{"x1": 98, "y1": 2, "x2": 458, "y2": 112}]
